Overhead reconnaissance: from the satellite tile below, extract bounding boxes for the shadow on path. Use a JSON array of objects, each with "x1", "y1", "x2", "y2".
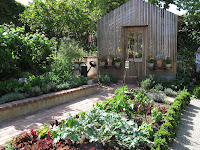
[{"x1": 170, "y1": 100, "x2": 200, "y2": 150}]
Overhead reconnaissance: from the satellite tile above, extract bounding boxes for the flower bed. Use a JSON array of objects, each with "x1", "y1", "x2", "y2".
[{"x1": 5, "y1": 87, "x2": 191, "y2": 150}]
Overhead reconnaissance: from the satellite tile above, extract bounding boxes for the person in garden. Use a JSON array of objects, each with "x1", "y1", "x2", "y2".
[{"x1": 196, "y1": 47, "x2": 200, "y2": 72}]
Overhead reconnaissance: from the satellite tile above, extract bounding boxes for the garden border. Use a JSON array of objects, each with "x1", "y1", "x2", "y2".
[
  {"x1": 152, "y1": 91, "x2": 191, "y2": 150},
  {"x1": 0, "y1": 84, "x2": 98, "y2": 122}
]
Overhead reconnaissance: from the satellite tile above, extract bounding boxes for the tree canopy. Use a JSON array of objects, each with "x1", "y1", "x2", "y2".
[{"x1": 0, "y1": 0, "x2": 25, "y2": 26}]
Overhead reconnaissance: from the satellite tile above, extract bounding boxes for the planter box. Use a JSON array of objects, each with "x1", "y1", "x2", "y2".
[
  {"x1": 0, "y1": 84, "x2": 98, "y2": 123},
  {"x1": 134, "y1": 58, "x2": 142, "y2": 62}
]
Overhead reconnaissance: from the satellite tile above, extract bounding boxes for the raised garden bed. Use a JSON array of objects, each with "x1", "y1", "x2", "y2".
[
  {"x1": 4, "y1": 86, "x2": 191, "y2": 150},
  {"x1": 0, "y1": 84, "x2": 98, "y2": 123}
]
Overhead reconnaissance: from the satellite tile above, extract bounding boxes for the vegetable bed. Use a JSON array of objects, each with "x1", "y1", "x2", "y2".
[{"x1": 5, "y1": 86, "x2": 191, "y2": 150}]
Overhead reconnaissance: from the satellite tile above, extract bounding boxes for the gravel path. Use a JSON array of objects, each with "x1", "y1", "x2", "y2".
[{"x1": 170, "y1": 98, "x2": 200, "y2": 150}]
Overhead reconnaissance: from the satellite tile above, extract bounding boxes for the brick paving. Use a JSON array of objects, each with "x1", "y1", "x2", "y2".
[{"x1": 0, "y1": 84, "x2": 138, "y2": 149}]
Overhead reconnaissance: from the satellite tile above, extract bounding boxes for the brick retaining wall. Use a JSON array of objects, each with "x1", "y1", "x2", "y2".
[{"x1": 0, "y1": 84, "x2": 98, "y2": 122}]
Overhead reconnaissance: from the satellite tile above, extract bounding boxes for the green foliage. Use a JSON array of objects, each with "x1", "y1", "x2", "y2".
[
  {"x1": 148, "y1": 91, "x2": 165, "y2": 103},
  {"x1": 164, "y1": 88, "x2": 178, "y2": 97},
  {"x1": 0, "y1": 24, "x2": 54, "y2": 79},
  {"x1": 0, "y1": 0, "x2": 25, "y2": 26},
  {"x1": 140, "y1": 75, "x2": 166, "y2": 90},
  {"x1": 151, "y1": 108, "x2": 163, "y2": 123},
  {"x1": 140, "y1": 76, "x2": 155, "y2": 90},
  {"x1": 193, "y1": 86, "x2": 200, "y2": 98},
  {"x1": 95, "y1": 87, "x2": 152, "y2": 119},
  {"x1": 20, "y1": 0, "x2": 96, "y2": 51},
  {"x1": 139, "y1": 121, "x2": 154, "y2": 140},
  {"x1": 37, "y1": 125, "x2": 50, "y2": 139},
  {"x1": 56, "y1": 82, "x2": 70, "y2": 91},
  {"x1": 152, "y1": 136, "x2": 168, "y2": 150},
  {"x1": 152, "y1": 90, "x2": 191, "y2": 149},
  {"x1": 51, "y1": 109, "x2": 153, "y2": 149},
  {"x1": 42, "y1": 82, "x2": 57, "y2": 94},
  {"x1": 59, "y1": 38, "x2": 84, "y2": 61},
  {"x1": 28, "y1": 86, "x2": 43, "y2": 97},
  {"x1": 0, "y1": 93, "x2": 27, "y2": 104},
  {"x1": 154, "y1": 84, "x2": 163, "y2": 91},
  {"x1": 97, "y1": 74, "x2": 117, "y2": 85},
  {"x1": 5, "y1": 142, "x2": 15, "y2": 150}
]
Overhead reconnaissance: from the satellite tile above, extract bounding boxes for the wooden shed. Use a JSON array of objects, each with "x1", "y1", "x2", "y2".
[{"x1": 97, "y1": 0, "x2": 178, "y2": 82}]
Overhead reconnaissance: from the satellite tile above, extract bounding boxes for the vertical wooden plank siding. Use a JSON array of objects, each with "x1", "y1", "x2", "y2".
[{"x1": 97, "y1": 0, "x2": 178, "y2": 61}]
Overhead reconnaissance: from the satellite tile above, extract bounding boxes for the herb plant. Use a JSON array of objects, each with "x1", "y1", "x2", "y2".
[{"x1": 151, "y1": 108, "x2": 164, "y2": 123}]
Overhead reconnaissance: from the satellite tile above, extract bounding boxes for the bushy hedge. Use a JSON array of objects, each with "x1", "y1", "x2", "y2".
[
  {"x1": 0, "y1": 24, "x2": 54, "y2": 79},
  {"x1": 193, "y1": 86, "x2": 200, "y2": 99},
  {"x1": 151, "y1": 90, "x2": 191, "y2": 150}
]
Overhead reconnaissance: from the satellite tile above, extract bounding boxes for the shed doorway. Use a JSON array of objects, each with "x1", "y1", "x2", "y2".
[{"x1": 122, "y1": 26, "x2": 147, "y2": 83}]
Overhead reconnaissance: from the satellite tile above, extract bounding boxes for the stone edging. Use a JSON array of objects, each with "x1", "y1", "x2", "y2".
[{"x1": 0, "y1": 84, "x2": 98, "y2": 122}]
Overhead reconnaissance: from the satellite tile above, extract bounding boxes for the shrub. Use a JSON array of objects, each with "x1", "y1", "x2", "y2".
[
  {"x1": 140, "y1": 77, "x2": 154, "y2": 90},
  {"x1": 148, "y1": 90, "x2": 165, "y2": 103},
  {"x1": 0, "y1": 93, "x2": 27, "y2": 104},
  {"x1": 56, "y1": 82, "x2": 70, "y2": 90},
  {"x1": 152, "y1": 90, "x2": 191, "y2": 149},
  {"x1": 59, "y1": 37, "x2": 84, "y2": 62},
  {"x1": 42, "y1": 82, "x2": 57, "y2": 93},
  {"x1": 193, "y1": 86, "x2": 200, "y2": 98},
  {"x1": 139, "y1": 121, "x2": 154, "y2": 139},
  {"x1": 164, "y1": 88, "x2": 178, "y2": 97},
  {"x1": 155, "y1": 84, "x2": 163, "y2": 91},
  {"x1": 151, "y1": 108, "x2": 163, "y2": 123},
  {"x1": 28, "y1": 86, "x2": 43, "y2": 97},
  {"x1": 97, "y1": 74, "x2": 117, "y2": 85},
  {"x1": 0, "y1": 24, "x2": 54, "y2": 79}
]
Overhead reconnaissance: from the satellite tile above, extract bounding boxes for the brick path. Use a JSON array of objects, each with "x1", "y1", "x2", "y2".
[{"x1": 0, "y1": 84, "x2": 138, "y2": 149}]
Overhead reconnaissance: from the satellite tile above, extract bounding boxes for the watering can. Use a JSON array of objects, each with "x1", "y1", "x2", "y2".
[{"x1": 80, "y1": 61, "x2": 96, "y2": 77}]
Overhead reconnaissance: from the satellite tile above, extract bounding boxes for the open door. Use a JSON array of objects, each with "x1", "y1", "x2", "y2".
[{"x1": 122, "y1": 26, "x2": 147, "y2": 83}]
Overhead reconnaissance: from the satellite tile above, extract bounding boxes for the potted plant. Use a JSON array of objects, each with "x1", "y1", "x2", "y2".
[
  {"x1": 155, "y1": 53, "x2": 164, "y2": 67},
  {"x1": 107, "y1": 54, "x2": 113, "y2": 66},
  {"x1": 147, "y1": 58, "x2": 154, "y2": 69},
  {"x1": 165, "y1": 57, "x2": 172, "y2": 69},
  {"x1": 114, "y1": 57, "x2": 121, "y2": 68},
  {"x1": 100, "y1": 56, "x2": 107, "y2": 67},
  {"x1": 129, "y1": 49, "x2": 134, "y2": 58},
  {"x1": 134, "y1": 51, "x2": 142, "y2": 62}
]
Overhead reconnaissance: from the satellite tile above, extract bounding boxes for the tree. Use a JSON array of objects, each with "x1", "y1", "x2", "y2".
[
  {"x1": 0, "y1": 0, "x2": 25, "y2": 26},
  {"x1": 21, "y1": 0, "x2": 95, "y2": 52}
]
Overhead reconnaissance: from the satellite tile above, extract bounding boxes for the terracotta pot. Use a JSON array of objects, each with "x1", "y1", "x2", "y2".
[
  {"x1": 107, "y1": 58, "x2": 113, "y2": 66},
  {"x1": 157, "y1": 59, "x2": 163, "y2": 67}
]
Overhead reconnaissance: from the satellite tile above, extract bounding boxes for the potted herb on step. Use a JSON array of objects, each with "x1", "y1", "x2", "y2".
[
  {"x1": 100, "y1": 56, "x2": 107, "y2": 67},
  {"x1": 165, "y1": 57, "x2": 172, "y2": 69},
  {"x1": 107, "y1": 54, "x2": 113, "y2": 66},
  {"x1": 155, "y1": 53, "x2": 164, "y2": 67},
  {"x1": 147, "y1": 58, "x2": 154, "y2": 69},
  {"x1": 114, "y1": 57, "x2": 121, "y2": 68}
]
